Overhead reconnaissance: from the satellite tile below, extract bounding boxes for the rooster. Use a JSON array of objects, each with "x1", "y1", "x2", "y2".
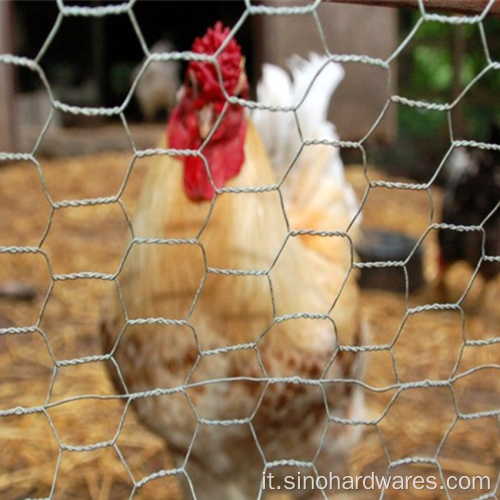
[
  {"x1": 101, "y1": 23, "x2": 364, "y2": 499},
  {"x1": 437, "y1": 123, "x2": 500, "y2": 301}
]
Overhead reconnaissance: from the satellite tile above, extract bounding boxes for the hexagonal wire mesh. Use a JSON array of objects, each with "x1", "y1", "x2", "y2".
[{"x1": 0, "y1": 0, "x2": 499, "y2": 499}]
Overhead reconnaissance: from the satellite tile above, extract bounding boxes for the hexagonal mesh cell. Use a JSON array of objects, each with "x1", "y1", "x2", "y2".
[{"x1": 1, "y1": 1, "x2": 499, "y2": 499}]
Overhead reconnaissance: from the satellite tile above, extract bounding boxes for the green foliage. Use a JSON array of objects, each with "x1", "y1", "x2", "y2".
[
  {"x1": 412, "y1": 45, "x2": 453, "y2": 92},
  {"x1": 398, "y1": 11, "x2": 500, "y2": 141}
]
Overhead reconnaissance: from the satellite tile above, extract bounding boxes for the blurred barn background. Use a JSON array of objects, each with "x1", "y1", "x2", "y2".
[
  {"x1": 3, "y1": 1, "x2": 500, "y2": 171},
  {"x1": 0, "y1": 1, "x2": 499, "y2": 499}
]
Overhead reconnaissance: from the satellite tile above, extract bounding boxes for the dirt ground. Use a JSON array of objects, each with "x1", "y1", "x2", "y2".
[{"x1": 0, "y1": 129, "x2": 498, "y2": 499}]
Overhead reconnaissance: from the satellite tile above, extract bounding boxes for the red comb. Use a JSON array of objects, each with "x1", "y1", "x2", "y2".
[{"x1": 188, "y1": 22, "x2": 246, "y2": 105}]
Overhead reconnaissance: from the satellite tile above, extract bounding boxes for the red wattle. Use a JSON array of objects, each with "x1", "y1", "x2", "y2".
[{"x1": 168, "y1": 105, "x2": 247, "y2": 201}]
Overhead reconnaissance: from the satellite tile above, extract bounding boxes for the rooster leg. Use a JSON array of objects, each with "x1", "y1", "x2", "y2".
[
  {"x1": 180, "y1": 456, "x2": 265, "y2": 500},
  {"x1": 432, "y1": 253, "x2": 450, "y2": 303}
]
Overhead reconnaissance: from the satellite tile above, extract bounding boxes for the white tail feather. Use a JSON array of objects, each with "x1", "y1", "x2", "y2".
[
  {"x1": 289, "y1": 53, "x2": 344, "y2": 141},
  {"x1": 253, "y1": 53, "x2": 361, "y2": 230},
  {"x1": 253, "y1": 63, "x2": 295, "y2": 173}
]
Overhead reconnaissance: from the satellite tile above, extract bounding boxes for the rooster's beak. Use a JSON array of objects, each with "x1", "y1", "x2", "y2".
[{"x1": 197, "y1": 104, "x2": 215, "y2": 140}]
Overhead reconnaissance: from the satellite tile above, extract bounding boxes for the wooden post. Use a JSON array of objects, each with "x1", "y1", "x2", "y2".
[
  {"x1": 324, "y1": 0, "x2": 500, "y2": 16},
  {"x1": 0, "y1": 0, "x2": 15, "y2": 152}
]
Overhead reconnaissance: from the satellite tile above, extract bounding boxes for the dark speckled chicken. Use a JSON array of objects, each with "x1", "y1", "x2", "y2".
[{"x1": 437, "y1": 123, "x2": 500, "y2": 296}]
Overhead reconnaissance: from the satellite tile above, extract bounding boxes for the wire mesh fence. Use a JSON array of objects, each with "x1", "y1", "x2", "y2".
[{"x1": 0, "y1": 1, "x2": 499, "y2": 499}]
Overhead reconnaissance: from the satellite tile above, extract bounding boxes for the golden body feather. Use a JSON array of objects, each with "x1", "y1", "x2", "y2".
[{"x1": 101, "y1": 121, "x2": 364, "y2": 499}]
